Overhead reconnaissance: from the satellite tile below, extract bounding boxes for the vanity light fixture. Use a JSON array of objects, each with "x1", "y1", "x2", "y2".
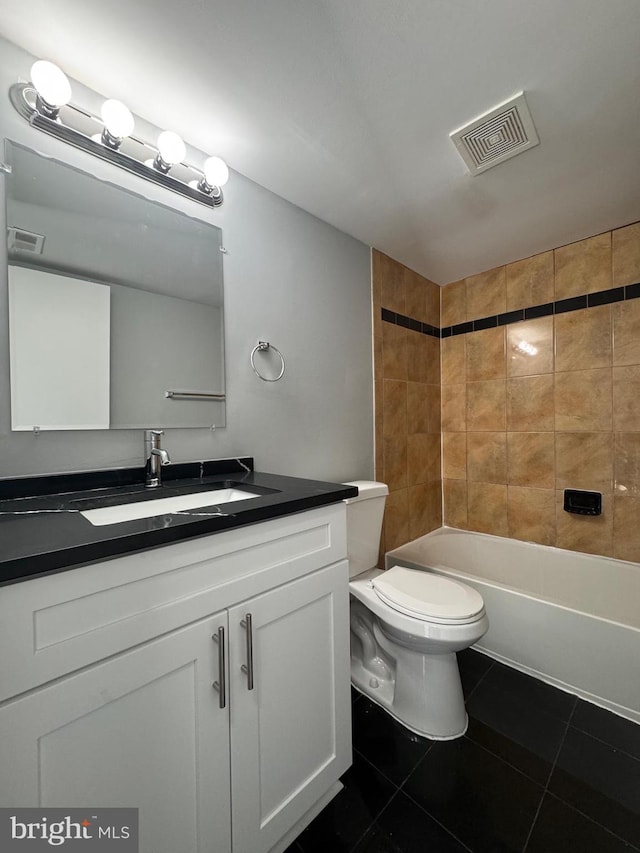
[
  {"x1": 9, "y1": 61, "x2": 229, "y2": 208},
  {"x1": 100, "y1": 99, "x2": 135, "y2": 150},
  {"x1": 29, "y1": 60, "x2": 72, "y2": 118},
  {"x1": 198, "y1": 156, "x2": 230, "y2": 194},
  {"x1": 154, "y1": 130, "x2": 186, "y2": 173}
]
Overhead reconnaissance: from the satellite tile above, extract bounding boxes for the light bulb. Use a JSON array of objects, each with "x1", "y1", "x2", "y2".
[
  {"x1": 30, "y1": 60, "x2": 71, "y2": 108},
  {"x1": 157, "y1": 131, "x2": 186, "y2": 166},
  {"x1": 101, "y1": 99, "x2": 134, "y2": 139},
  {"x1": 203, "y1": 156, "x2": 229, "y2": 187}
]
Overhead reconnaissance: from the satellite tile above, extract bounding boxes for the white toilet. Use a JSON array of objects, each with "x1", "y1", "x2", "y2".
[{"x1": 344, "y1": 481, "x2": 489, "y2": 740}]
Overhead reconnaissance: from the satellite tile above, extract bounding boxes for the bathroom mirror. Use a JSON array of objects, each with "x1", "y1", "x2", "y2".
[{"x1": 4, "y1": 141, "x2": 226, "y2": 430}]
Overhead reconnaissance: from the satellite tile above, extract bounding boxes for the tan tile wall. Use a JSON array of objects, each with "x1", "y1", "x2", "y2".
[
  {"x1": 372, "y1": 250, "x2": 442, "y2": 560},
  {"x1": 442, "y1": 221, "x2": 640, "y2": 561}
]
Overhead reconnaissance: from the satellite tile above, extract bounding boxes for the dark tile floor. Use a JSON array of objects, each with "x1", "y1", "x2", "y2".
[{"x1": 286, "y1": 650, "x2": 640, "y2": 853}]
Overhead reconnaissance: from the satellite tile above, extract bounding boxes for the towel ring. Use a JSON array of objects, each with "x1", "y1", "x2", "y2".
[{"x1": 250, "y1": 341, "x2": 285, "y2": 382}]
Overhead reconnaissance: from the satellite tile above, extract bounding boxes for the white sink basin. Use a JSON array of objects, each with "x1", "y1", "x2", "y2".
[{"x1": 80, "y1": 488, "x2": 260, "y2": 526}]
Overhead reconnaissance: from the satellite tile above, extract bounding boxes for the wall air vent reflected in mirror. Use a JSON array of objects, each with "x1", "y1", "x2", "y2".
[{"x1": 7, "y1": 227, "x2": 45, "y2": 255}]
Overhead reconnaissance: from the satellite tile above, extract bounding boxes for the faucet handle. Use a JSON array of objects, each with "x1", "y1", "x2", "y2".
[{"x1": 144, "y1": 429, "x2": 165, "y2": 456}]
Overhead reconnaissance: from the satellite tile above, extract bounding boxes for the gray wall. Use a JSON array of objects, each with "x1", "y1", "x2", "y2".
[{"x1": 0, "y1": 37, "x2": 374, "y2": 483}]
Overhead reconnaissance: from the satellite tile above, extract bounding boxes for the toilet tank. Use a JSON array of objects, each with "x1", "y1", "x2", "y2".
[{"x1": 343, "y1": 481, "x2": 389, "y2": 578}]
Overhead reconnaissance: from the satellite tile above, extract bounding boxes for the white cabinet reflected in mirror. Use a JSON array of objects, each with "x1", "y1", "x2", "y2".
[{"x1": 5, "y1": 141, "x2": 226, "y2": 431}]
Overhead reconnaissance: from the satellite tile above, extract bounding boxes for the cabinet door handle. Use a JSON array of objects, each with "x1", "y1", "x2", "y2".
[
  {"x1": 212, "y1": 626, "x2": 226, "y2": 709},
  {"x1": 240, "y1": 613, "x2": 254, "y2": 690}
]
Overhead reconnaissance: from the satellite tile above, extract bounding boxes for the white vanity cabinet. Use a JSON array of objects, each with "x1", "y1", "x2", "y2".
[
  {"x1": 1, "y1": 612, "x2": 233, "y2": 853},
  {"x1": 0, "y1": 503, "x2": 351, "y2": 853}
]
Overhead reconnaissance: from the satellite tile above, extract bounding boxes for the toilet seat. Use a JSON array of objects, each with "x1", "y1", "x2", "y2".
[{"x1": 372, "y1": 565, "x2": 485, "y2": 625}]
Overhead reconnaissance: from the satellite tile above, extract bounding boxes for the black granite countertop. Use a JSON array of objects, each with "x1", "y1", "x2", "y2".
[{"x1": 0, "y1": 458, "x2": 358, "y2": 585}]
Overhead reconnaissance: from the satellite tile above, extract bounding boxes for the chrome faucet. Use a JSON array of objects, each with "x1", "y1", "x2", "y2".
[{"x1": 144, "y1": 429, "x2": 171, "y2": 488}]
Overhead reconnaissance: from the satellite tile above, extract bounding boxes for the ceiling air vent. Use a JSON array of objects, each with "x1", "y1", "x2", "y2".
[
  {"x1": 7, "y1": 227, "x2": 46, "y2": 254},
  {"x1": 450, "y1": 92, "x2": 539, "y2": 175}
]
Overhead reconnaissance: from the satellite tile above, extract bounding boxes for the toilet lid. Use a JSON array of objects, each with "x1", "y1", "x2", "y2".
[{"x1": 372, "y1": 566, "x2": 484, "y2": 622}]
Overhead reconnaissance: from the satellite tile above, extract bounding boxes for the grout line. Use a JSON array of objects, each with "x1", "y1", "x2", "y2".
[
  {"x1": 461, "y1": 654, "x2": 496, "y2": 703},
  {"x1": 352, "y1": 747, "x2": 404, "y2": 791},
  {"x1": 351, "y1": 784, "x2": 475, "y2": 853},
  {"x1": 517, "y1": 789, "x2": 545, "y2": 852},
  {"x1": 346, "y1": 752, "x2": 402, "y2": 852},
  {"x1": 545, "y1": 693, "x2": 578, "y2": 785},
  {"x1": 347, "y1": 790, "x2": 404, "y2": 853},
  {"x1": 396, "y1": 741, "x2": 437, "y2": 791},
  {"x1": 348, "y1": 792, "x2": 402, "y2": 853},
  {"x1": 398, "y1": 787, "x2": 475, "y2": 853},
  {"x1": 543, "y1": 792, "x2": 640, "y2": 853},
  {"x1": 565, "y1": 721, "x2": 640, "y2": 765},
  {"x1": 458, "y1": 730, "x2": 548, "y2": 789},
  {"x1": 522, "y1": 696, "x2": 577, "y2": 852},
  {"x1": 354, "y1": 721, "x2": 436, "y2": 789},
  {"x1": 395, "y1": 722, "x2": 640, "y2": 853}
]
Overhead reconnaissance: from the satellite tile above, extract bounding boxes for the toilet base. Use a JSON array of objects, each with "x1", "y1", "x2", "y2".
[
  {"x1": 351, "y1": 668, "x2": 468, "y2": 741},
  {"x1": 350, "y1": 595, "x2": 471, "y2": 740}
]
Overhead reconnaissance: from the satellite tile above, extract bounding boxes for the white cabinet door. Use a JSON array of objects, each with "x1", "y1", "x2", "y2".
[
  {"x1": 0, "y1": 614, "x2": 232, "y2": 853},
  {"x1": 229, "y1": 561, "x2": 351, "y2": 853}
]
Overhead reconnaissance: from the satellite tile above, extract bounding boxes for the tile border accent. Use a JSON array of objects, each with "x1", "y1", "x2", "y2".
[
  {"x1": 380, "y1": 307, "x2": 440, "y2": 338},
  {"x1": 382, "y1": 282, "x2": 640, "y2": 338}
]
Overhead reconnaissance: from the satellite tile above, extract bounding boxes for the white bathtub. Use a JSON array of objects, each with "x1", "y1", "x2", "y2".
[{"x1": 386, "y1": 527, "x2": 640, "y2": 724}]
